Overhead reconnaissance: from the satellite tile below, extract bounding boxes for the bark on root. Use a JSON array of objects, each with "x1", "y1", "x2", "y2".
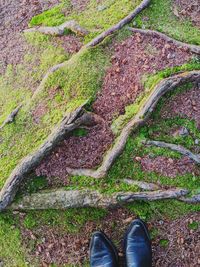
[
  {"x1": 128, "y1": 27, "x2": 200, "y2": 55},
  {"x1": 66, "y1": 71, "x2": 200, "y2": 178},
  {"x1": 0, "y1": 105, "x2": 22, "y2": 130},
  {"x1": 0, "y1": 104, "x2": 97, "y2": 211},
  {"x1": 9, "y1": 187, "x2": 198, "y2": 210},
  {"x1": 144, "y1": 140, "x2": 200, "y2": 164},
  {"x1": 86, "y1": 0, "x2": 151, "y2": 47},
  {"x1": 25, "y1": 20, "x2": 89, "y2": 37}
]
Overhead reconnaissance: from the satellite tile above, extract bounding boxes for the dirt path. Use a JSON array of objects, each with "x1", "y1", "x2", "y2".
[{"x1": 19, "y1": 208, "x2": 200, "y2": 266}]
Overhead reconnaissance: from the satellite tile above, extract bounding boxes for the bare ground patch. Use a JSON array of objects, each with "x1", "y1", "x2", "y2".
[
  {"x1": 161, "y1": 85, "x2": 200, "y2": 128},
  {"x1": 135, "y1": 155, "x2": 200, "y2": 178},
  {"x1": 173, "y1": 0, "x2": 200, "y2": 28}
]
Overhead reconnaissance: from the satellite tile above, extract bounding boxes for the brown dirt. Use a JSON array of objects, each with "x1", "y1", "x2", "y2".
[
  {"x1": 19, "y1": 208, "x2": 200, "y2": 266},
  {"x1": 70, "y1": 0, "x2": 89, "y2": 12},
  {"x1": 0, "y1": 0, "x2": 58, "y2": 74},
  {"x1": 35, "y1": 120, "x2": 114, "y2": 179},
  {"x1": 0, "y1": 0, "x2": 82, "y2": 75},
  {"x1": 92, "y1": 32, "x2": 192, "y2": 122},
  {"x1": 161, "y1": 85, "x2": 200, "y2": 129},
  {"x1": 173, "y1": 0, "x2": 200, "y2": 28},
  {"x1": 135, "y1": 155, "x2": 200, "y2": 178},
  {"x1": 152, "y1": 213, "x2": 200, "y2": 267}
]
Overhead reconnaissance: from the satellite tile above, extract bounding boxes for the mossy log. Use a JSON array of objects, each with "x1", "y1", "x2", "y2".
[
  {"x1": 66, "y1": 71, "x2": 200, "y2": 178},
  {"x1": 0, "y1": 105, "x2": 96, "y2": 211},
  {"x1": 9, "y1": 188, "x2": 190, "y2": 210},
  {"x1": 25, "y1": 20, "x2": 89, "y2": 36}
]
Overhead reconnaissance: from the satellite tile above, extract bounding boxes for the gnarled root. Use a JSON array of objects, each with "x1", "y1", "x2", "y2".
[
  {"x1": 0, "y1": 104, "x2": 97, "y2": 211},
  {"x1": 144, "y1": 140, "x2": 200, "y2": 164},
  {"x1": 9, "y1": 187, "x2": 197, "y2": 210},
  {"x1": 66, "y1": 71, "x2": 200, "y2": 178},
  {"x1": 24, "y1": 20, "x2": 89, "y2": 37},
  {"x1": 0, "y1": 104, "x2": 22, "y2": 130},
  {"x1": 128, "y1": 27, "x2": 200, "y2": 54}
]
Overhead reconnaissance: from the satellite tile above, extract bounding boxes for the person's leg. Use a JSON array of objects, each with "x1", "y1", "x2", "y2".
[
  {"x1": 89, "y1": 231, "x2": 119, "y2": 267},
  {"x1": 124, "y1": 219, "x2": 152, "y2": 267}
]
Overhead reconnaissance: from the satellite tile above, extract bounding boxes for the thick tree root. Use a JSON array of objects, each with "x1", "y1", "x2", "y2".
[
  {"x1": 144, "y1": 140, "x2": 200, "y2": 164},
  {"x1": 66, "y1": 71, "x2": 200, "y2": 178},
  {"x1": 0, "y1": 104, "x2": 97, "y2": 211},
  {"x1": 24, "y1": 20, "x2": 89, "y2": 36},
  {"x1": 0, "y1": 104, "x2": 22, "y2": 130},
  {"x1": 123, "y1": 179, "x2": 160, "y2": 191},
  {"x1": 128, "y1": 27, "x2": 200, "y2": 54},
  {"x1": 86, "y1": 0, "x2": 151, "y2": 47},
  {"x1": 9, "y1": 187, "x2": 198, "y2": 210}
]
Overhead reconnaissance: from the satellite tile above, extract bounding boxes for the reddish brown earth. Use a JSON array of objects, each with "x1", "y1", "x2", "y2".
[
  {"x1": 36, "y1": 32, "x2": 193, "y2": 180},
  {"x1": 161, "y1": 85, "x2": 200, "y2": 128},
  {"x1": 0, "y1": 0, "x2": 82, "y2": 75},
  {"x1": 92, "y1": 32, "x2": 192, "y2": 122},
  {"x1": 173, "y1": 0, "x2": 200, "y2": 28},
  {"x1": 19, "y1": 208, "x2": 200, "y2": 266},
  {"x1": 0, "y1": 0, "x2": 58, "y2": 73},
  {"x1": 36, "y1": 120, "x2": 114, "y2": 179},
  {"x1": 136, "y1": 155, "x2": 200, "y2": 178}
]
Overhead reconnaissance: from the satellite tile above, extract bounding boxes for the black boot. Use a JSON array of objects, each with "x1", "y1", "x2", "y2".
[
  {"x1": 124, "y1": 219, "x2": 152, "y2": 267},
  {"x1": 90, "y1": 231, "x2": 119, "y2": 267}
]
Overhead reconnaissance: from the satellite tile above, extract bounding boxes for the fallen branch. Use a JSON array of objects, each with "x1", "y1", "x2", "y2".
[
  {"x1": 128, "y1": 27, "x2": 200, "y2": 54},
  {"x1": 0, "y1": 104, "x2": 97, "y2": 211},
  {"x1": 86, "y1": 0, "x2": 151, "y2": 47},
  {"x1": 145, "y1": 140, "x2": 200, "y2": 164},
  {"x1": 9, "y1": 188, "x2": 189, "y2": 210},
  {"x1": 0, "y1": 105, "x2": 22, "y2": 130},
  {"x1": 123, "y1": 179, "x2": 160, "y2": 191},
  {"x1": 24, "y1": 20, "x2": 89, "y2": 37},
  {"x1": 66, "y1": 71, "x2": 200, "y2": 178}
]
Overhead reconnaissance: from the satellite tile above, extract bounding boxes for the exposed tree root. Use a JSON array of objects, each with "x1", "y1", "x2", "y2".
[
  {"x1": 9, "y1": 187, "x2": 197, "y2": 210},
  {"x1": 0, "y1": 104, "x2": 97, "y2": 211},
  {"x1": 145, "y1": 140, "x2": 200, "y2": 164},
  {"x1": 66, "y1": 71, "x2": 200, "y2": 178},
  {"x1": 123, "y1": 179, "x2": 160, "y2": 191},
  {"x1": 86, "y1": 0, "x2": 151, "y2": 47},
  {"x1": 128, "y1": 27, "x2": 200, "y2": 54},
  {"x1": 24, "y1": 20, "x2": 89, "y2": 36},
  {"x1": 32, "y1": 0, "x2": 151, "y2": 98},
  {"x1": 0, "y1": 104, "x2": 22, "y2": 130}
]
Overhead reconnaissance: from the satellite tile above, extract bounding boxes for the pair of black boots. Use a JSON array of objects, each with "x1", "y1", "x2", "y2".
[{"x1": 90, "y1": 219, "x2": 152, "y2": 267}]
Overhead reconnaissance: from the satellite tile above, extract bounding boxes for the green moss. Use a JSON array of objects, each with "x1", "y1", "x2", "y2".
[
  {"x1": 134, "y1": 0, "x2": 200, "y2": 45},
  {"x1": 30, "y1": 0, "x2": 141, "y2": 43},
  {"x1": 23, "y1": 208, "x2": 107, "y2": 233},
  {"x1": 188, "y1": 221, "x2": 199, "y2": 230},
  {"x1": 0, "y1": 212, "x2": 31, "y2": 267},
  {"x1": 159, "y1": 239, "x2": 169, "y2": 247}
]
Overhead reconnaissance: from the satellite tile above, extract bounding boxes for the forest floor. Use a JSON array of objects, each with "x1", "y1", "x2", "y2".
[{"x1": 0, "y1": 0, "x2": 200, "y2": 266}]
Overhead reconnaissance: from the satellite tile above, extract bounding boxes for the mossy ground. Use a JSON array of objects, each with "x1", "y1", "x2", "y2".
[{"x1": 0, "y1": 0, "x2": 200, "y2": 266}]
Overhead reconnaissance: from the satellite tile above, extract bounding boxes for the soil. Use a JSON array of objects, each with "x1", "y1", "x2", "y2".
[
  {"x1": 173, "y1": 0, "x2": 200, "y2": 28},
  {"x1": 0, "y1": 0, "x2": 82, "y2": 75},
  {"x1": 19, "y1": 208, "x2": 200, "y2": 266},
  {"x1": 92, "y1": 32, "x2": 192, "y2": 122},
  {"x1": 35, "y1": 120, "x2": 114, "y2": 179},
  {"x1": 136, "y1": 155, "x2": 200, "y2": 178},
  {"x1": 161, "y1": 85, "x2": 200, "y2": 129}
]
